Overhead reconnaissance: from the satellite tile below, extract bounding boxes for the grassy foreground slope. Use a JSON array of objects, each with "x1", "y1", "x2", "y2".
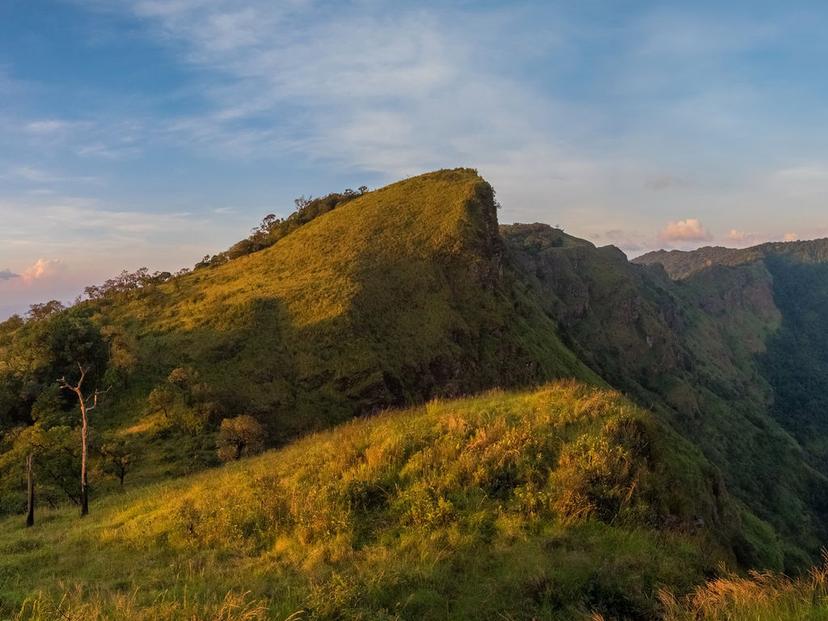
[{"x1": 1, "y1": 382, "x2": 750, "y2": 620}]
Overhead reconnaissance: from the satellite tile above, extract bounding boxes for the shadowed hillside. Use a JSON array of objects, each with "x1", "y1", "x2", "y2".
[
  {"x1": 636, "y1": 241, "x2": 828, "y2": 473},
  {"x1": 503, "y1": 224, "x2": 828, "y2": 569}
]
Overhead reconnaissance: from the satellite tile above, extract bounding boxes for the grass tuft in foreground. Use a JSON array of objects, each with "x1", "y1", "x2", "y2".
[{"x1": 659, "y1": 559, "x2": 828, "y2": 620}]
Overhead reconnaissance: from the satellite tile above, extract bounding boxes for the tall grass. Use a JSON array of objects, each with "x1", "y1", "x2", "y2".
[
  {"x1": 14, "y1": 587, "x2": 279, "y2": 621},
  {"x1": 660, "y1": 559, "x2": 828, "y2": 620}
]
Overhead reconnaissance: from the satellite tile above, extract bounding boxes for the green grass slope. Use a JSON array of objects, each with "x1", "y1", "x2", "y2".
[
  {"x1": 95, "y1": 169, "x2": 595, "y2": 441},
  {"x1": 634, "y1": 240, "x2": 828, "y2": 480},
  {"x1": 1, "y1": 382, "x2": 759, "y2": 620}
]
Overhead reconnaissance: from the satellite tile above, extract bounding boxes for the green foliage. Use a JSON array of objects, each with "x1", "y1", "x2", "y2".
[
  {"x1": 0, "y1": 306, "x2": 108, "y2": 429},
  {"x1": 216, "y1": 415, "x2": 266, "y2": 462},
  {"x1": 0, "y1": 424, "x2": 82, "y2": 512},
  {"x1": 146, "y1": 367, "x2": 224, "y2": 435},
  {"x1": 98, "y1": 434, "x2": 135, "y2": 487},
  {"x1": 759, "y1": 258, "x2": 828, "y2": 467}
]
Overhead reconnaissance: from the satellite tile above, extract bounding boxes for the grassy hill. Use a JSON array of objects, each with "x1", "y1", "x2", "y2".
[
  {"x1": 0, "y1": 382, "x2": 766, "y2": 620},
  {"x1": 4, "y1": 169, "x2": 828, "y2": 619},
  {"x1": 95, "y1": 169, "x2": 595, "y2": 440}
]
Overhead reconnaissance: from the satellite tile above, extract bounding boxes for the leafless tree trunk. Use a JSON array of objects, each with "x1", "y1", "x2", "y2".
[
  {"x1": 59, "y1": 364, "x2": 108, "y2": 517},
  {"x1": 26, "y1": 452, "x2": 34, "y2": 527}
]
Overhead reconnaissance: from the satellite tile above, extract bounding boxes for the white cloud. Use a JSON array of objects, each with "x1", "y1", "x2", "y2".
[
  {"x1": 783, "y1": 232, "x2": 799, "y2": 242},
  {"x1": 726, "y1": 229, "x2": 751, "y2": 243},
  {"x1": 659, "y1": 218, "x2": 713, "y2": 243},
  {"x1": 21, "y1": 258, "x2": 65, "y2": 283},
  {"x1": 724, "y1": 229, "x2": 770, "y2": 247}
]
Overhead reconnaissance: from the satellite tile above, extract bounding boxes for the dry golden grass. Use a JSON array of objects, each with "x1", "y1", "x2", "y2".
[{"x1": 660, "y1": 558, "x2": 828, "y2": 620}]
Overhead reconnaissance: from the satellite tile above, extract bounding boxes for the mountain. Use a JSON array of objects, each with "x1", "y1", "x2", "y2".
[
  {"x1": 94, "y1": 169, "x2": 595, "y2": 439},
  {"x1": 635, "y1": 240, "x2": 828, "y2": 471},
  {"x1": 3, "y1": 169, "x2": 828, "y2": 619},
  {"x1": 634, "y1": 239, "x2": 828, "y2": 280}
]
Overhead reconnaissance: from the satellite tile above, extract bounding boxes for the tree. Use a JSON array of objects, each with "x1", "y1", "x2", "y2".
[
  {"x1": 0, "y1": 426, "x2": 40, "y2": 526},
  {"x1": 0, "y1": 424, "x2": 80, "y2": 523},
  {"x1": 217, "y1": 415, "x2": 266, "y2": 462},
  {"x1": 147, "y1": 384, "x2": 175, "y2": 420},
  {"x1": 99, "y1": 435, "x2": 134, "y2": 488},
  {"x1": 58, "y1": 364, "x2": 108, "y2": 516},
  {"x1": 25, "y1": 452, "x2": 35, "y2": 527},
  {"x1": 294, "y1": 195, "x2": 313, "y2": 210},
  {"x1": 146, "y1": 368, "x2": 221, "y2": 435},
  {"x1": 101, "y1": 326, "x2": 138, "y2": 388},
  {"x1": 27, "y1": 300, "x2": 65, "y2": 322}
]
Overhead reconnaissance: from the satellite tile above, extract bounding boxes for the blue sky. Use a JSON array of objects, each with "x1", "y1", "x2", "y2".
[{"x1": 1, "y1": 0, "x2": 828, "y2": 318}]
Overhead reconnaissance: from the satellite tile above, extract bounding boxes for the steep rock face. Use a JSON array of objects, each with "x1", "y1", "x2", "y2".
[
  {"x1": 635, "y1": 241, "x2": 828, "y2": 467},
  {"x1": 503, "y1": 223, "x2": 828, "y2": 567},
  {"x1": 502, "y1": 224, "x2": 686, "y2": 392}
]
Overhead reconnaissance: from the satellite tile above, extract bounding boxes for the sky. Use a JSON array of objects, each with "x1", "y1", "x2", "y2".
[{"x1": 1, "y1": 0, "x2": 828, "y2": 319}]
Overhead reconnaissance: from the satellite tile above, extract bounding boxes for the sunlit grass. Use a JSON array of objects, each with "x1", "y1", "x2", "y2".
[
  {"x1": 0, "y1": 381, "x2": 728, "y2": 619},
  {"x1": 660, "y1": 559, "x2": 828, "y2": 620}
]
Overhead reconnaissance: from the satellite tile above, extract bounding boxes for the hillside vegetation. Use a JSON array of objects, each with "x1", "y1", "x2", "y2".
[
  {"x1": 504, "y1": 223, "x2": 828, "y2": 567},
  {"x1": 96, "y1": 169, "x2": 593, "y2": 438},
  {"x1": 4, "y1": 169, "x2": 828, "y2": 619},
  {"x1": 1, "y1": 383, "x2": 753, "y2": 620}
]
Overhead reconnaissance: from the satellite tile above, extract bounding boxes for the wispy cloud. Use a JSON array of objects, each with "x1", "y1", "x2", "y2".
[
  {"x1": 110, "y1": 0, "x2": 592, "y2": 187},
  {"x1": 0, "y1": 268, "x2": 19, "y2": 281},
  {"x1": 24, "y1": 119, "x2": 94, "y2": 135},
  {"x1": 3, "y1": 165, "x2": 101, "y2": 185}
]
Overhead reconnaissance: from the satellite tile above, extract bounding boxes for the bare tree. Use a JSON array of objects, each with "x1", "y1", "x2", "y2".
[
  {"x1": 58, "y1": 364, "x2": 108, "y2": 516},
  {"x1": 26, "y1": 452, "x2": 34, "y2": 527}
]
